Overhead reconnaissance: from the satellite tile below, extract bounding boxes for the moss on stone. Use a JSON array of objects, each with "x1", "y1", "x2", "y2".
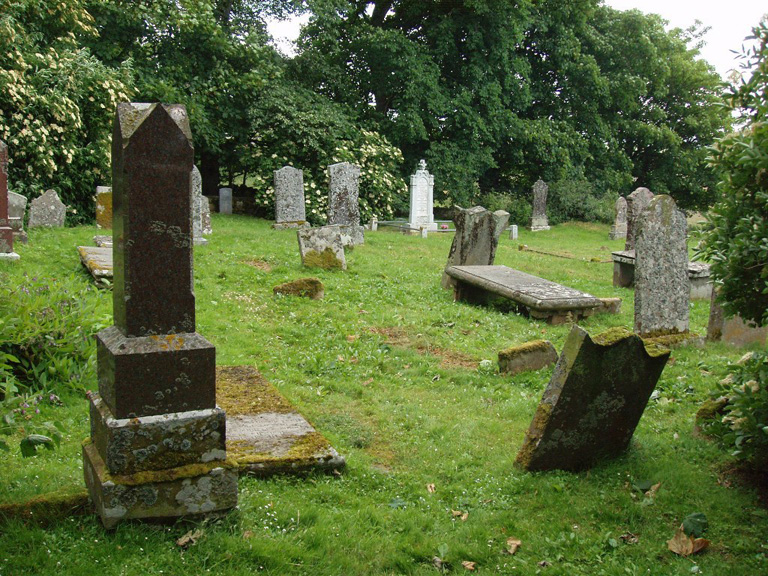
[
  {"x1": 228, "y1": 431, "x2": 332, "y2": 467},
  {"x1": 273, "y1": 277, "x2": 324, "y2": 299},
  {"x1": 216, "y1": 365, "x2": 296, "y2": 416},
  {"x1": 514, "y1": 402, "x2": 552, "y2": 469},
  {"x1": 591, "y1": 327, "x2": 670, "y2": 358},
  {"x1": 642, "y1": 331, "x2": 701, "y2": 351},
  {"x1": 0, "y1": 490, "x2": 90, "y2": 527},
  {"x1": 303, "y1": 248, "x2": 343, "y2": 269},
  {"x1": 499, "y1": 339, "x2": 553, "y2": 361},
  {"x1": 695, "y1": 397, "x2": 730, "y2": 422}
]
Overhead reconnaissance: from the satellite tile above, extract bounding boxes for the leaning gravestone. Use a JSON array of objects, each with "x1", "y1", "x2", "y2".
[
  {"x1": 609, "y1": 196, "x2": 627, "y2": 240},
  {"x1": 274, "y1": 166, "x2": 307, "y2": 228},
  {"x1": 441, "y1": 206, "x2": 509, "y2": 289},
  {"x1": 95, "y1": 186, "x2": 113, "y2": 229},
  {"x1": 297, "y1": 226, "x2": 346, "y2": 270},
  {"x1": 82, "y1": 103, "x2": 237, "y2": 529},
  {"x1": 529, "y1": 179, "x2": 550, "y2": 231},
  {"x1": 408, "y1": 160, "x2": 437, "y2": 232},
  {"x1": 0, "y1": 140, "x2": 19, "y2": 260},
  {"x1": 515, "y1": 325, "x2": 670, "y2": 471},
  {"x1": 28, "y1": 189, "x2": 66, "y2": 228},
  {"x1": 8, "y1": 191, "x2": 27, "y2": 243},
  {"x1": 634, "y1": 195, "x2": 689, "y2": 337},
  {"x1": 190, "y1": 165, "x2": 207, "y2": 245},
  {"x1": 219, "y1": 187, "x2": 232, "y2": 214},
  {"x1": 624, "y1": 187, "x2": 654, "y2": 251}
]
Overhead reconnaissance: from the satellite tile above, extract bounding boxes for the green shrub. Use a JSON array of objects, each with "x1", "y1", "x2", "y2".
[
  {"x1": 0, "y1": 274, "x2": 109, "y2": 395},
  {"x1": 479, "y1": 191, "x2": 531, "y2": 226},
  {"x1": 547, "y1": 177, "x2": 615, "y2": 225}
]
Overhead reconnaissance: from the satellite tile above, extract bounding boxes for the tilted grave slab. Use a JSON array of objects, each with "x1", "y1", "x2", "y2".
[
  {"x1": 515, "y1": 325, "x2": 670, "y2": 471},
  {"x1": 78, "y1": 246, "x2": 113, "y2": 283},
  {"x1": 445, "y1": 265, "x2": 601, "y2": 324}
]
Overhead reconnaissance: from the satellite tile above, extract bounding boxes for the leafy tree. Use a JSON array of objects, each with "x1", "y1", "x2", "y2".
[
  {"x1": 698, "y1": 19, "x2": 768, "y2": 327},
  {"x1": 0, "y1": 0, "x2": 133, "y2": 223}
]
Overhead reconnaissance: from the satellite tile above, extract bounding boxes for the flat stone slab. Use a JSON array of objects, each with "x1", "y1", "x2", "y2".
[
  {"x1": 217, "y1": 365, "x2": 345, "y2": 476},
  {"x1": 612, "y1": 250, "x2": 711, "y2": 299},
  {"x1": 93, "y1": 235, "x2": 113, "y2": 247},
  {"x1": 446, "y1": 265, "x2": 601, "y2": 323},
  {"x1": 612, "y1": 250, "x2": 710, "y2": 277},
  {"x1": 78, "y1": 246, "x2": 113, "y2": 282}
]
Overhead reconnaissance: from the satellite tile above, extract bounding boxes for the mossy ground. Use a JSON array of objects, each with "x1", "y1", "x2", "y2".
[{"x1": 0, "y1": 217, "x2": 766, "y2": 575}]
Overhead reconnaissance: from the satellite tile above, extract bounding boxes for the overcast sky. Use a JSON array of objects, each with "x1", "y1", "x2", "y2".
[{"x1": 268, "y1": 2, "x2": 767, "y2": 79}]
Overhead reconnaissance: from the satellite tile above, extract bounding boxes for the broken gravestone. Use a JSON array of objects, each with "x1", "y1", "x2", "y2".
[
  {"x1": 624, "y1": 187, "x2": 654, "y2": 251},
  {"x1": 515, "y1": 325, "x2": 670, "y2": 471},
  {"x1": 274, "y1": 166, "x2": 307, "y2": 228},
  {"x1": 28, "y1": 189, "x2": 66, "y2": 228},
  {"x1": 273, "y1": 277, "x2": 324, "y2": 300},
  {"x1": 297, "y1": 226, "x2": 346, "y2": 270},
  {"x1": 634, "y1": 195, "x2": 689, "y2": 337},
  {"x1": 0, "y1": 140, "x2": 19, "y2": 260},
  {"x1": 529, "y1": 179, "x2": 550, "y2": 231},
  {"x1": 82, "y1": 103, "x2": 237, "y2": 529},
  {"x1": 441, "y1": 206, "x2": 509, "y2": 289},
  {"x1": 609, "y1": 196, "x2": 627, "y2": 240},
  {"x1": 498, "y1": 340, "x2": 557, "y2": 376}
]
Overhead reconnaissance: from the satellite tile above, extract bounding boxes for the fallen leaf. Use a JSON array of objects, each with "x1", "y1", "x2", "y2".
[
  {"x1": 538, "y1": 560, "x2": 550, "y2": 567},
  {"x1": 460, "y1": 512, "x2": 469, "y2": 522},
  {"x1": 667, "y1": 524, "x2": 710, "y2": 557},
  {"x1": 451, "y1": 510, "x2": 463, "y2": 517},
  {"x1": 242, "y1": 530, "x2": 254, "y2": 540},
  {"x1": 461, "y1": 560, "x2": 476, "y2": 571},
  {"x1": 176, "y1": 528, "x2": 203, "y2": 548},
  {"x1": 505, "y1": 537, "x2": 522, "y2": 555},
  {"x1": 362, "y1": 378, "x2": 374, "y2": 386},
  {"x1": 682, "y1": 512, "x2": 709, "y2": 538},
  {"x1": 647, "y1": 482, "x2": 662, "y2": 497},
  {"x1": 426, "y1": 483, "x2": 436, "y2": 493},
  {"x1": 337, "y1": 355, "x2": 345, "y2": 362},
  {"x1": 346, "y1": 334, "x2": 359, "y2": 342},
  {"x1": 432, "y1": 557, "x2": 444, "y2": 570}
]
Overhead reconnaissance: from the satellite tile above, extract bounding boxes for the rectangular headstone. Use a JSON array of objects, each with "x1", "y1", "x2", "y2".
[
  {"x1": 219, "y1": 187, "x2": 232, "y2": 214},
  {"x1": 8, "y1": 191, "x2": 26, "y2": 239},
  {"x1": 707, "y1": 289, "x2": 768, "y2": 346},
  {"x1": 529, "y1": 179, "x2": 550, "y2": 231},
  {"x1": 408, "y1": 160, "x2": 437, "y2": 231},
  {"x1": 328, "y1": 162, "x2": 361, "y2": 226},
  {"x1": 95, "y1": 186, "x2": 113, "y2": 229},
  {"x1": 297, "y1": 226, "x2": 346, "y2": 270},
  {"x1": 509, "y1": 224, "x2": 518, "y2": 240},
  {"x1": 0, "y1": 140, "x2": 18, "y2": 260},
  {"x1": 274, "y1": 166, "x2": 306, "y2": 226},
  {"x1": 624, "y1": 187, "x2": 653, "y2": 251},
  {"x1": 609, "y1": 196, "x2": 627, "y2": 240}
]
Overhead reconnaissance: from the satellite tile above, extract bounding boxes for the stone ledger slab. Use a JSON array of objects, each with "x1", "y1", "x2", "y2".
[
  {"x1": 611, "y1": 250, "x2": 711, "y2": 299},
  {"x1": 78, "y1": 246, "x2": 113, "y2": 282},
  {"x1": 515, "y1": 325, "x2": 670, "y2": 471}
]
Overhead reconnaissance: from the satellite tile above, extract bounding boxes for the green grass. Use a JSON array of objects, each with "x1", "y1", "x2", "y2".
[{"x1": 0, "y1": 216, "x2": 766, "y2": 575}]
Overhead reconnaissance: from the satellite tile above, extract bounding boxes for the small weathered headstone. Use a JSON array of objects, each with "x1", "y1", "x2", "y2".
[
  {"x1": 8, "y1": 191, "x2": 27, "y2": 243},
  {"x1": 509, "y1": 224, "x2": 518, "y2": 241},
  {"x1": 28, "y1": 189, "x2": 66, "y2": 228},
  {"x1": 370, "y1": 215, "x2": 378, "y2": 231},
  {"x1": 83, "y1": 103, "x2": 237, "y2": 529},
  {"x1": 328, "y1": 162, "x2": 361, "y2": 226},
  {"x1": 190, "y1": 165, "x2": 207, "y2": 245},
  {"x1": 441, "y1": 206, "x2": 509, "y2": 289},
  {"x1": 219, "y1": 187, "x2": 232, "y2": 214},
  {"x1": 609, "y1": 196, "x2": 627, "y2": 240},
  {"x1": 0, "y1": 140, "x2": 19, "y2": 260},
  {"x1": 707, "y1": 290, "x2": 768, "y2": 346},
  {"x1": 498, "y1": 340, "x2": 557, "y2": 376},
  {"x1": 408, "y1": 160, "x2": 437, "y2": 232},
  {"x1": 529, "y1": 179, "x2": 550, "y2": 231},
  {"x1": 95, "y1": 186, "x2": 113, "y2": 229},
  {"x1": 273, "y1": 277, "x2": 324, "y2": 300},
  {"x1": 201, "y1": 196, "x2": 212, "y2": 235},
  {"x1": 515, "y1": 325, "x2": 670, "y2": 471},
  {"x1": 297, "y1": 226, "x2": 346, "y2": 270},
  {"x1": 274, "y1": 166, "x2": 307, "y2": 228},
  {"x1": 634, "y1": 195, "x2": 689, "y2": 336},
  {"x1": 624, "y1": 187, "x2": 654, "y2": 251}
]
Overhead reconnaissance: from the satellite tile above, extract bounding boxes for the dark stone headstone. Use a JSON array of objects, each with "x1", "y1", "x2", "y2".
[
  {"x1": 441, "y1": 206, "x2": 509, "y2": 289},
  {"x1": 624, "y1": 187, "x2": 654, "y2": 251},
  {"x1": 0, "y1": 140, "x2": 18, "y2": 260},
  {"x1": 328, "y1": 162, "x2": 361, "y2": 226},
  {"x1": 515, "y1": 325, "x2": 670, "y2": 471}
]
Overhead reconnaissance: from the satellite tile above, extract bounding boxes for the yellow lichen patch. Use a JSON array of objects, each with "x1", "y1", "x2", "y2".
[
  {"x1": 216, "y1": 365, "x2": 296, "y2": 416},
  {"x1": 0, "y1": 490, "x2": 90, "y2": 527},
  {"x1": 499, "y1": 339, "x2": 553, "y2": 361},
  {"x1": 228, "y1": 432, "x2": 332, "y2": 467},
  {"x1": 303, "y1": 248, "x2": 343, "y2": 269},
  {"x1": 150, "y1": 334, "x2": 185, "y2": 351},
  {"x1": 642, "y1": 331, "x2": 699, "y2": 353}
]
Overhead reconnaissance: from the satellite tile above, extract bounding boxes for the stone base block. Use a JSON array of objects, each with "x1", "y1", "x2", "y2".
[
  {"x1": 498, "y1": 340, "x2": 557, "y2": 376},
  {"x1": 0, "y1": 252, "x2": 20, "y2": 261},
  {"x1": 273, "y1": 221, "x2": 310, "y2": 230},
  {"x1": 529, "y1": 217, "x2": 550, "y2": 232},
  {"x1": 97, "y1": 326, "x2": 216, "y2": 419},
  {"x1": 193, "y1": 237, "x2": 209, "y2": 246},
  {"x1": 595, "y1": 297, "x2": 622, "y2": 315},
  {"x1": 89, "y1": 393, "x2": 226, "y2": 475},
  {"x1": 83, "y1": 441, "x2": 237, "y2": 530}
]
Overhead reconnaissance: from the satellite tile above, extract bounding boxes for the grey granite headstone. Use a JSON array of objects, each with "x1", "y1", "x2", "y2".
[
  {"x1": 328, "y1": 162, "x2": 361, "y2": 226},
  {"x1": 515, "y1": 325, "x2": 670, "y2": 471},
  {"x1": 202, "y1": 196, "x2": 212, "y2": 235},
  {"x1": 529, "y1": 179, "x2": 550, "y2": 231},
  {"x1": 0, "y1": 140, "x2": 18, "y2": 260},
  {"x1": 297, "y1": 226, "x2": 346, "y2": 270},
  {"x1": 28, "y1": 189, "x2": 65, "y2": 228},
  {"x1": 624, "y1": 187, "x2": 654, "y2": 251},
  {"x1": 441, "y1": 206, "x2": 509, "y2": 289},
  {"x1": 219, "y1": 187, "x2": 232, "y2": 214},
  {"x1": 190, "y1": 165, "x2": 207, "y2": 245},
  {"x1": 609, "y1": 196, "x2": 627, "y2": 240},
  {"x1": 83, "y1": 103, "x2": 237, "y2": 529},
  {"x1": 8, "y1": 191, "x2": 26, "y2": 241},
  {"x1": 634, "y1": 195, "x2": 689, "y2": 336},
  {"x1": 274, "y1": 166, "x2": 307, "y2": 227},
  {"x1": 408, "y1": 160, "x2": 436, "y2": 231}
]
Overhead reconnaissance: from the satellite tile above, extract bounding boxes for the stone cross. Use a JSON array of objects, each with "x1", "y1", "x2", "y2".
[
  {"x1": 328, "y1": 162, "x2": 361, "y2": 226},
  {"x1": 28, "y1": 189, "x2": 66, "y2": 228},
  {"x1": 83, "y1": 103, "x2": 237, "y2": 528},
  {"x1": 274, "y1": 166, "x2": 306, "y2": 226},
  {"x1": 408, "y1": 160, "x2": 436, "y2": 232},
  {"x1": 624, "y1": 187, "x2": 653, "y2": 251},
  {"x1": 0, "y1": 140, "x2": 18, "y2": 260},
  {"x1": 609, "y1": 196, "x2": 627, "y2": 240},
  {"x1": 634, "y1": 195, "x2": 689, "y2": 336},
  {"x1": 529, "y1": 179, "x2": 550, "y2": 231}
]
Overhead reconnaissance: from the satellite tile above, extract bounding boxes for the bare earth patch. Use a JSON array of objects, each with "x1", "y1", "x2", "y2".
[
  {"x1": 366, "y1": 326, "x2": 478, "y2": 369},
  {"x1": 244, "y1": 258, "x2": 272, "y2": 272}
]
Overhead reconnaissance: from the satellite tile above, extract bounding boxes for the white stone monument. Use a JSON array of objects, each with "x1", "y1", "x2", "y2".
[{"x1": 408, "y1": 160, "x2": 437, "y2": 232}]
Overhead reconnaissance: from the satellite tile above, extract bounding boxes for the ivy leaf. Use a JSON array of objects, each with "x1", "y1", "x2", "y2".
[
  {"x1": 667, "y1": 524, "x2": 710, "y2": 557},
  {"x1": 683, "y1": 513, "x2": 709, "y2": 538}
]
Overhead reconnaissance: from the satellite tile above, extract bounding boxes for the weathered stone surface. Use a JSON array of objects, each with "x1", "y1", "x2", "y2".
[
  {"x1": 441, "y1": 206, "x2": 509, "y2": 289},
  {"x1": 624, "y1": 187, "x2": 654, "y2": 251},
  {"x1": 273, "y1": 277, "x2": 324, "y2": 300},
  {"x1": 297, "y1": 226, "x2": 346, "y2": 270},
  {"x1": 529, "y1": 179, "x2": 550, "y2": 231},
  {"x1": 498, "y1": 340, "x2": 558, "y2": 376},
  {"x1": 408, "y1": 160, "x2": 437, "y2": 231},
  {"x1": 93, "y1": 235, "x2": 113, "y2": 248},
  {"x1": 612, "y1": 250, "x2": 711, "y2": 299},
  {"x1": 217, "y1": 365, "x2": 345, "y2": 476},
  {"x1": 707, "y1": 290, "x2": 768, "y2": 346},
  {"x1": 274, "y1": 166, "x2": 306, "y2": 225},
  {"x1": 509, "y1": 224, "x2": 518, "y2": 240},
  {"x1": 190, "y1": 166, "x2": 207, "y2": 245},
  {"x1": 609, "y1": 196, "x2": 627, "y2": 240},
  {"x1": 8, "y1": 191, "x2": 27, "y2": 243},
  {"x1": 328, "y1": 162, "x2": 361, "y2": 226},
  {"x1": 28, "y1": 189, "x2": 66, "y2": 228},
  {"x1": 337, "y1": 223, "x2": 364, "y2": 247},
  {"x1": 78, "y1": 246, "x2": 113, "y2": 282},
  {"x1": 89, "y1": 394, "x2": 226, "y2": 475},
  {"x1": 83, "y1": 442, "x2": 238, "y2": 530},
  {"x1": 95, "y1": 186, "x2": 113, "y2": 229},
  {"x1": 112, "y1": 103, "x2": 196, "y2": 338},
  {"x1": 446, "y1": 265, "x2": 601, "y2": 323},
  {"x1": 219, "y1": 187, "x2": 232, "y2": 214},
  {"x1": 595, "y1": 297, "x2": 622, "y2": 315},
  {"x1": 201, "y1": 196, "x2": 212, "y2": 235},
  {"x1": 634, "y1": 195, "x2": 689, "y2": 336},
  {"x1": 0, "y1": 141, "x2": 18, "y2": 260},
  {"x1": 515, "y1": 325, "x2": 670, "y2": 471}
]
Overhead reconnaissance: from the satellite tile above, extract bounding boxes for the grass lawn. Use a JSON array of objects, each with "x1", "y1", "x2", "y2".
[{"x1": 0, "y1": 215, "x2": 765, "y2": 575}]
